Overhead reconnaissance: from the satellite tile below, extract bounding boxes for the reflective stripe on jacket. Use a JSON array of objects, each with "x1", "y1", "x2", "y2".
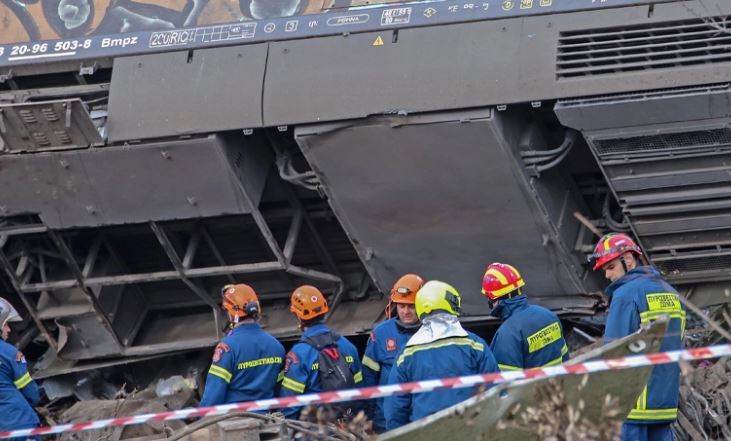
[
  {"x1": 279, "y1": 323, "x2": 363, "y2": 418},
  {"x1": 361, "y1": 318, "x2": 416, "y2": 431},
  {"x1": 490, "y1": 296, "x2": 569, "y2": 371},
  {"x1": 0, "y1": 340, "x2": 39, "y2": 431},
  {"x1": 604, "y1": 266, "x2": 685, "y2": 423},
  {"x1": 384, "y1": 331, "x2": 498, "y2": 429},
  {"x1": 200, "y1": 323, "x2": 285, "y2": 407}
]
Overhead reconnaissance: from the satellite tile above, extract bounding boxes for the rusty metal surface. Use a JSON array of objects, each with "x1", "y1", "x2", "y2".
[{"x1": 381, "y1": 320, "x2": 669, "y2": 441}]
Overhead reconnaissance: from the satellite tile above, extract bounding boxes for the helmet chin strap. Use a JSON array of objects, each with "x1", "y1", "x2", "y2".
[{"x1": 619, "y1": 253, "x2": 635, "y2": 276}]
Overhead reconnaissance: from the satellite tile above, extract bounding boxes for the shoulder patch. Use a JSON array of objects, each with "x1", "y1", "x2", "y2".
[
  {"x1": 16, "y1": 351, "x2": 26, "y2": 364},
  {"x1": 369, "y1": 331, "x2": 376, "y2": 342},
  {"x1": 284, "y1": 351, "x2": 299, "y2": 373},
  {"x1": 212, "y1": 342, "x2": 230, "y2": 363},
  {"x1": 386, "y1": 338, "x2": 397, "y2": 352}
]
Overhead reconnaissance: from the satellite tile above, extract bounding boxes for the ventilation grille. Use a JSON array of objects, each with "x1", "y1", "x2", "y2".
[
  {"x1": 592, "y1": 128, "x2": 731, "y2": 156},
  {"x1": 656, "y1": 253, "x2": 731, "y2": 277},
  {"x1": 557, "y1": 17, "x2": 731, "y2": 79}
]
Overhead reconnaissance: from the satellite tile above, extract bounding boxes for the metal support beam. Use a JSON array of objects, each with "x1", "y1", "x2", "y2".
[
  {"x1": 200, "y1": 226, "x2": 236, "y2": 284},
  {"x1": 149, "y1": 221, "x2": 222, "y2": 337},
  {"x1": 47, "y1": 230, "x2": 123, "y2": 349},
  {"x1": 0, "y1": 224, "x2": 48, "y2": 237},
  {"x1": 283, "y1": 207, "x2": 304, "y2": 262},
  {"x1": 0, "y1": 248, "x2": 58, "y2": 351},
  {"x1": 100, "y1": 237, "x2": 151, "y2": 347},
  {"x1": 82, "y1": 234, "x2": 103, "y2": 278},
  {"x1": 182, "y1": 226, "x2": 203, "y2": 270},
  {"x1": 286, "y1": 265, "x2": 342, "y2": 284},
  {"x1": 15, "y1": 251, "x2": 28, "y2": 278},
  {"x1": 250, "y1": 203, "x2": 287, "y2": 266},
  {"x1": 125, "y1": 303, "x2": 149, "y2": 348},
  {"x1": 285, "y1": 187, "x2": 343, "y2": 280},
  {"x1": 222, "y1": 153, "x2": 287, "y2": 266},
  {"x1": 20, "y1": 261, "x2": 284, "y2": 292}
]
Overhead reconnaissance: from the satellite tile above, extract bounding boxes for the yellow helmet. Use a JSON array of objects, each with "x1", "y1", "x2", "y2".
[{"x1": 415, "y1": 280, "x2": 462, "y2": 319}]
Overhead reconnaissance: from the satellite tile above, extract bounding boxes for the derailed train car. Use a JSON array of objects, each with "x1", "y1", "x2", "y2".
[{"x1": 0, "y1": 0, "x2": 729, "y2": 377}]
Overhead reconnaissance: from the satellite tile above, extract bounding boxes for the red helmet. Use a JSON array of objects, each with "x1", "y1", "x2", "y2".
[
  {"x1": 591, "y1": 233, "x2": 642, "y2": 271},
  {"x1": 481, "y1": 263, "x2": 525, "y2": 301}
]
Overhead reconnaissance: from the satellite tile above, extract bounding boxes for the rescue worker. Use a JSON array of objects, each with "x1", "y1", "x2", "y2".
[
  {"x1": 280, "y1": 285, "x2": 363, "y2": 419},
  {"x1": 481, "y1": 262, "x2": 569, "y2": 371},
  {"x1": 200, "y1": 284, "x2": 285, "y2": 407},
  {"x1": 362, "y1": 274, "x2": 424, "y2": 433},
  {"x1": 0, "y1": 297, "x2": 40, "y2": 433},
  {"x1": 592, "y1": 232, "x2": 685, "y2": 441},
  {"x1": 385, "y1": 280, "x2": 498, "y2": 430}
]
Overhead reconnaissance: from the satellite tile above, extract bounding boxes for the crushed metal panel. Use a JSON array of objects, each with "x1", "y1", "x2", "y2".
[
  {"x1": 56, "y1": 312, "x2": 123, "y2": 359},
  {"x1": 295, "y1": 109, "x2": 584, "y2": 315},
  {"x1": 381, "y1": 320, "x2": 669, "y2": 441},
  {"x1": 0, "y1": 99, "x2": 102, "y2": 153},
  {"x1": 0, "y1": 135, "x2": 270, "y2": 228},
  {"x1": 107, "y1": 44, "x2": 267, "y2": 142}
]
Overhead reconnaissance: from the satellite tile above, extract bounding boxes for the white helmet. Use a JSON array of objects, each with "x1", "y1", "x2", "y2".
[{"x1": 0, "y1": 297, "x2": 21, "y2": 329}]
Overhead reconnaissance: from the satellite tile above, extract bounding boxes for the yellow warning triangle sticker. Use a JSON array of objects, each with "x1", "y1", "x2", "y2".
[{"x1": 372, "y1": 35, "x2": 384, "y2": 46}]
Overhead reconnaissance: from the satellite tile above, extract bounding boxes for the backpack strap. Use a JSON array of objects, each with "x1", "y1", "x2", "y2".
[{"x1": 303, "y1": 332, "x2": 340, "y2": 350}]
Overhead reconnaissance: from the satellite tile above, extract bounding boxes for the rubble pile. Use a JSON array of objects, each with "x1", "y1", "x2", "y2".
[
  {"x1": 54, "y1": 379, "x2": 197, "y2": 441},
  {"x1": 674, "y1": 303, "x2": 731, "y2": 441},
  {"x1": 498, "y1": 378, "x2": 624, "y2": 441},
  {"x1": 44, "y1": 376, "x2": 375, "y2": 441}
]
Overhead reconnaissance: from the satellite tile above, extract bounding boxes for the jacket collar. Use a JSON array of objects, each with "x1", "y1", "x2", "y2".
[
  {"x1": 495, "y1": 295, "x2": 529, "y2": 321},
  {"x1": 229, "y1": 322, "x2": 261, "y2": 335},
  {"x1": 302, "y1": 323, "x2": 331, "y2": 338},
  {"x1": 605, "y1": 266, "x2": 662, "y2": 297},
  {"x1": 393, "y1": 317, "x2": 420, "y2": 333}
]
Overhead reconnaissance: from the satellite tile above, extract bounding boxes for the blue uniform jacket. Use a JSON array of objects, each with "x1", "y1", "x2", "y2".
[
  {"x1": 384, "y1": 331, "x2": 498, "y2": 430},
  {"x1": 604, "y1": 266, "x2": 685, "y2": 424},
  {"x1": 200, "y1": 323, "x2": 285, "y2": 407},
  {"x1": 0, "y1": 340, "x2": 40, "y2": 431},
  {"x1": 361, "y1": 318, "x2": 416, "y2": 432},
  {"x1": 490, "y1": 296, "x2": 569, "y2": 371},
  {"x1": 279, "y1": 323, "x2": 363, "y2": 418}
]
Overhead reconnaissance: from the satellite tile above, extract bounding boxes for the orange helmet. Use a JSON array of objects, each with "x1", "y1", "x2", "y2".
[
  {"x1": 290, "y1": 285, "x2": 329, "y2": 321},
  {"x1": 390, "y1": 274, "x2": 424, "y2": 305},
  {"x1": 222, "y1": 284, "x2": 261, "y2": 323},
  {"x1": 591, "y1": 233, "x2": 642, "y2": 271},
  {"x1": 481, "y1": 263, "x2": 525, "y2": 301},
  {"x1": 386, "y1": 274, "x2": 424, "y2": 319}
]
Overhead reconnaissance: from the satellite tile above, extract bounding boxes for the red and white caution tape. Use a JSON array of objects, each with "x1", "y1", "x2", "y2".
[{"x1": 2, "y1": 344, "x2": 730, "y2": 439}]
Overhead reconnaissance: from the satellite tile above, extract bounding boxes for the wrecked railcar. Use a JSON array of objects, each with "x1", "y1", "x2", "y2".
[{"x1": 0, "y1": 0, "x2": 730, "y2": 378}]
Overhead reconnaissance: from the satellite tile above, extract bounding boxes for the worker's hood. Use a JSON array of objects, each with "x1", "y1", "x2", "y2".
[{"x1": 406, "y1": 312, "x2": 468, "y2": 347}]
